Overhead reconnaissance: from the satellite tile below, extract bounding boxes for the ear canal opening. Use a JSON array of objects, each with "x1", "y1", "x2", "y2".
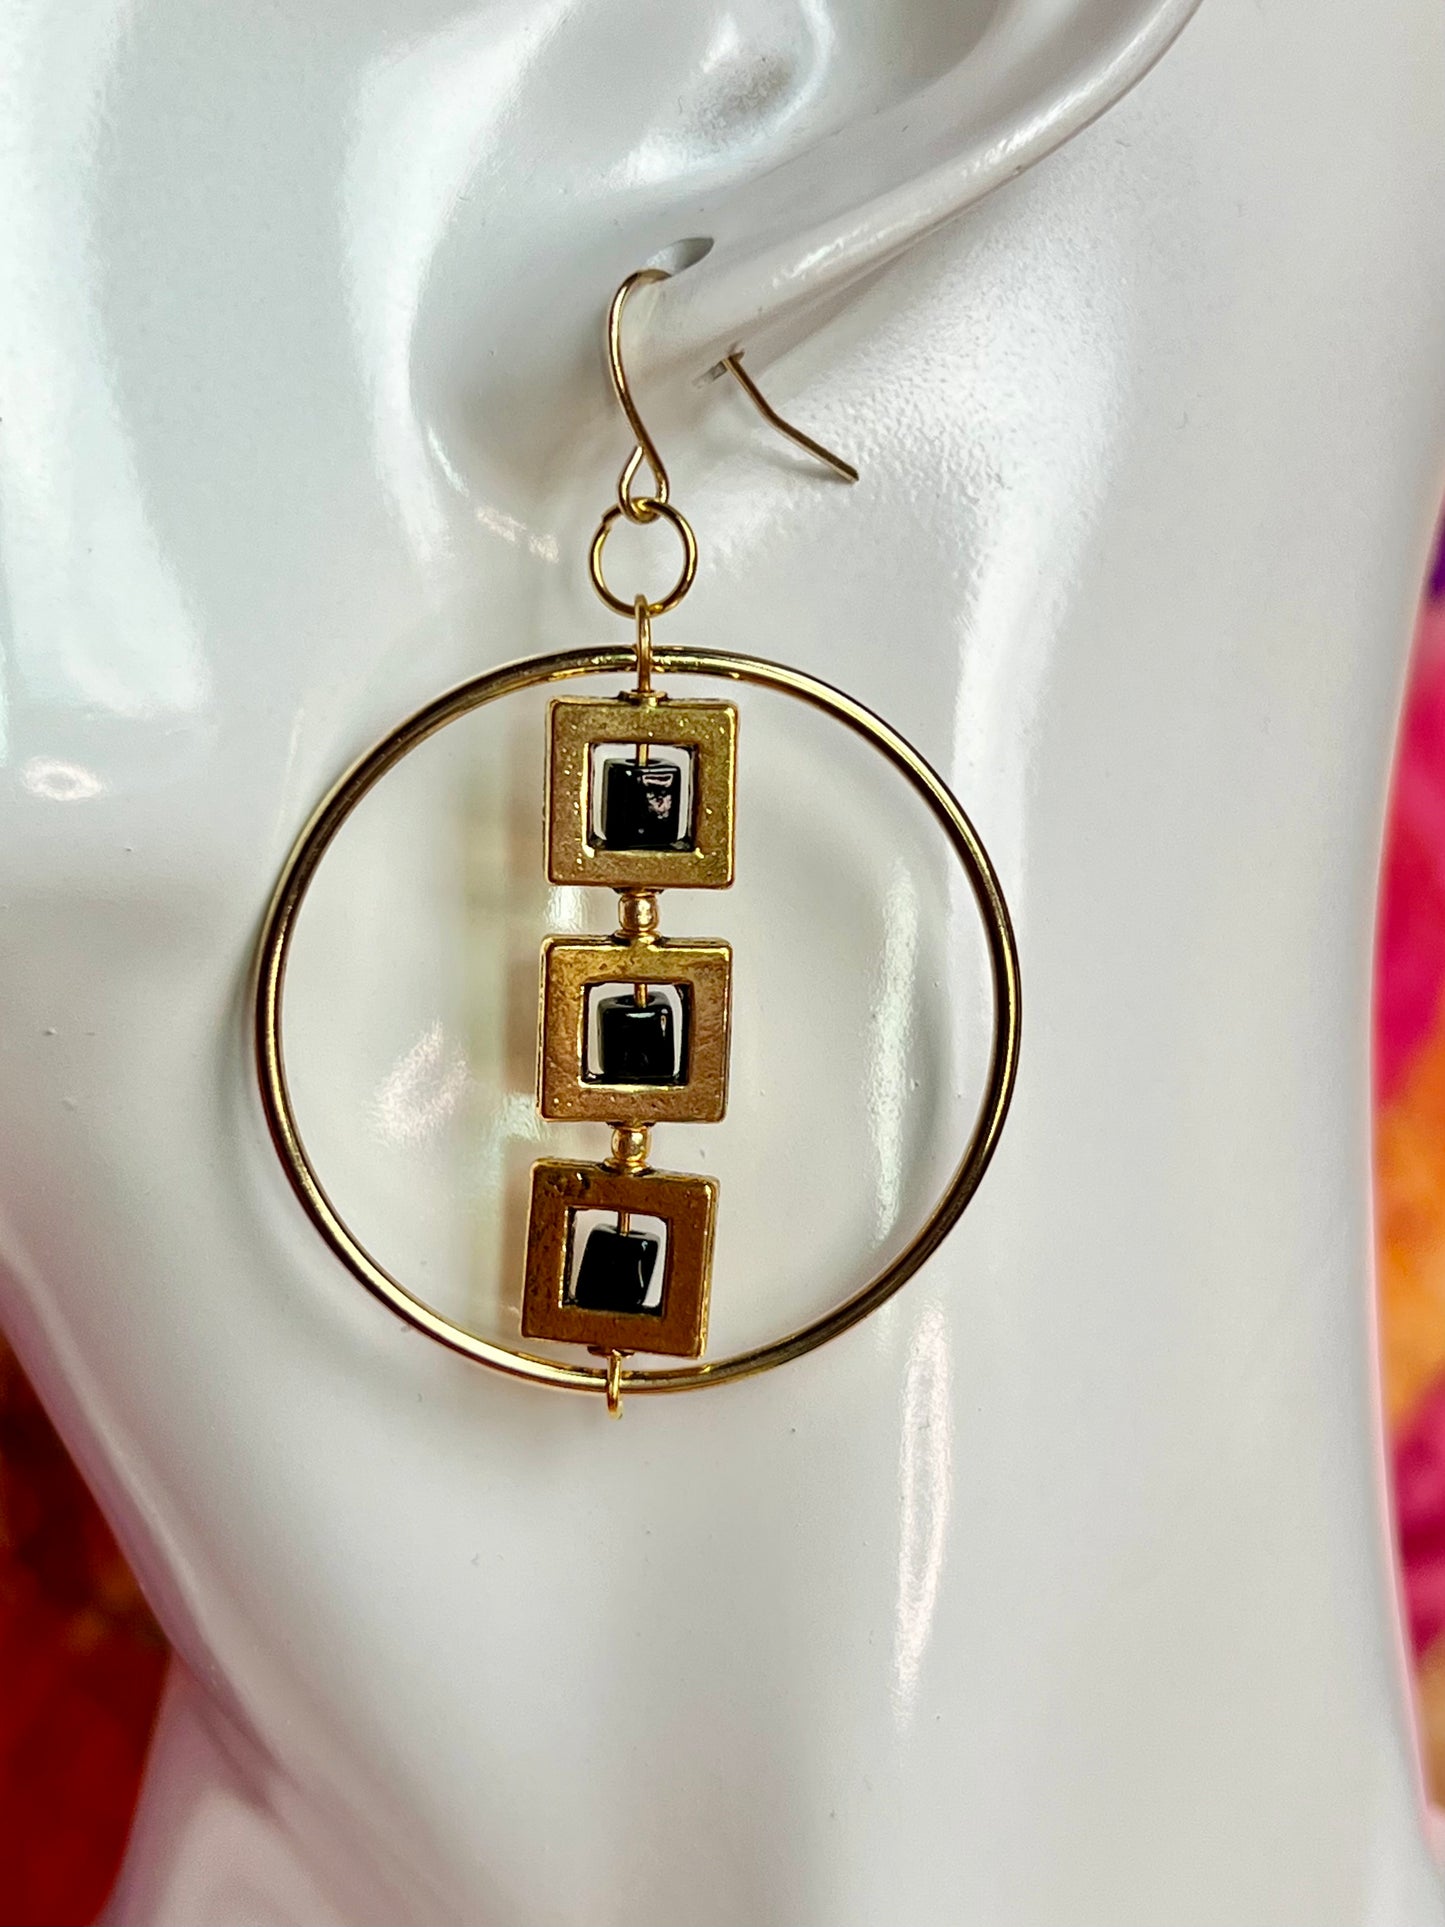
[{"x1": 646, "y1": 236, "x2": 714, "y2": 275}]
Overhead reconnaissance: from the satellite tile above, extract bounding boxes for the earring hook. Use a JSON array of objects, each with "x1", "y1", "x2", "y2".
[
  {"x1": 608, "y1": 267, "x2": 672, "y2": 522},
  {"x1": 607, "y1": 269, "x2": 861, "y2": 528},
  {"x1": 592, "y1": 266, "x2": 862, "y2": 625},
  {"x1": 719, "y1": 352, "x2": 859, "y2": 484}
]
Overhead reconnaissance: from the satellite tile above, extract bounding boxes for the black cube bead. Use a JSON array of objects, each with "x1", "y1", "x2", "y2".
[
  {"x1": 572, "y1": 1225, "x2": 659, "y2": 1313},
  {"x1": 596, "y1": 990, "x2": 678, "y2": 1084},
  {"x1": 601, "y1": 756, "x2": 686, "y2": 850}
]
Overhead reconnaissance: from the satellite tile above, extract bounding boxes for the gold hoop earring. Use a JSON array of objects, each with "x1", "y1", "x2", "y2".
[{"x1": 254, "y1": 268, "x2": 1021, "y2": 1418}]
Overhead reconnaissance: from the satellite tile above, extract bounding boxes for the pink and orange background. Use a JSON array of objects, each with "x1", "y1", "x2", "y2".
[
  {"x1": 6, "y1": 551, "x2": 1445, "y2": 1923},
  {"x1": 1375, "y1": 543, "x2": 1445, "y2": 1798}
]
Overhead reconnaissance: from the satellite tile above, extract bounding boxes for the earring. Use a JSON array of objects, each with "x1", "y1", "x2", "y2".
[{"x1": 255, "y1": 268, "x2": 1020, "y2": 1418}]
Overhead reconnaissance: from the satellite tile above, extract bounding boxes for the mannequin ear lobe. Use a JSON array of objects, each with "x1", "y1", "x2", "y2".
[{"x1": 642, "y1": 0, "x2": 1200, "y2": 381}]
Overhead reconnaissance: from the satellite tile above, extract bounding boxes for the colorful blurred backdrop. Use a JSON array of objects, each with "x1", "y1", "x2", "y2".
[
  {"x1": 5, "y1": 546, "x2": 1445, "y2": 1924},
  {"x1": 1377, "y1": 540, "x2": 1445, "y2": 1803}
]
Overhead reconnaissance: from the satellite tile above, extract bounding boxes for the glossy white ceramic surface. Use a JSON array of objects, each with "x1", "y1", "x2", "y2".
[{"x1": 2, "y1": 0, "x2": 1445, "y2": 1921}]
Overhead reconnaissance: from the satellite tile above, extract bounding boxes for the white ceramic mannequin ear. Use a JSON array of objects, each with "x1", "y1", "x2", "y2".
[
  {"x1": 0, "y1": 0, "x2": 1442, "y2": 1923},
  {"x1": 412, "y1": 0, "x2": 1200, "y2": 503},
  {"x1": 639, "y1": 0, "x2": 1202, "y2": 380}
]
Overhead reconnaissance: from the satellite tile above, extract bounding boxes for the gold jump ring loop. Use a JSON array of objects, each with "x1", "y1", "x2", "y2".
[{"x1": 589, "y1": 497, "x2": 698, "y2": 618}]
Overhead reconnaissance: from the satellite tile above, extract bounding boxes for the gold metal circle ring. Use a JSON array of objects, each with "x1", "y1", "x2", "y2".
[
  {"x1": 254, "y1": 645, "x2": 1022, "y2": 1401},
  {"x1": 588, "y1": 499, "x2": 698, "y2": 617}
]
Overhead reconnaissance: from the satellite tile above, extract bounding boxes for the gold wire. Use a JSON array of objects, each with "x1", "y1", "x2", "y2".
[
  {"x1": 606, "y1": 1350, "x2": 626, "y2": 1417},
  {"x1": 254, "y1": 644, "x2": 1022, "y2": 1402},
  {"x1": 608, "y1": 267, "x2": 672, "y2": 522},
  {"x1": 720, "y1": 353, "x2": 859, "y2": 484},
  {"x1": 591, "y1": 272, "x2": 859, "y2": 622},
  {"x1": 633, "y1": 595, "x2": 653, "y2": 696}
]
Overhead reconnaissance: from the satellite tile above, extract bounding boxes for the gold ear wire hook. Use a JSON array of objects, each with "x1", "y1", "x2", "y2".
[
  {"x1": 608, "y1": 271, "x2": 859, "y2": 518},
  {"x1": 592, "y1": 269, "x2": 859, "y2": 623},
  {"x1": 608, "y1": 267, "x2": 672, "y2": 521},
  {"x1": 720, "y1": 351, "x2": 859, "y2": 484}
]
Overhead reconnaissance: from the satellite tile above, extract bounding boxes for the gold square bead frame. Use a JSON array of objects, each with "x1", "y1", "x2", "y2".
[
  {"x1": 546, "y1": 695, "x2": 737, "y2": 888},
  {"x1": 521, "y1": 1159, "x2": 718, "y2": 1358},
  {"x1": 538, "y1": 934, "x2": 732, "y2": 1124}
]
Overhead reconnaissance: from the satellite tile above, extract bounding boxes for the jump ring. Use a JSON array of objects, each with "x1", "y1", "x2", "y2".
[{"x1": 589, "y1": 498, "x2": 698, "y2": 618}]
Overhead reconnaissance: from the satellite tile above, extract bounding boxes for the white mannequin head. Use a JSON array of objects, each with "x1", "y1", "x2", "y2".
[{"x1": 4, "y1": 3, "x2": 1445, "y2": 1922}]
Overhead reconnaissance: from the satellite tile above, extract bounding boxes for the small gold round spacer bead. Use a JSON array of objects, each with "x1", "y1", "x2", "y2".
[
  {"x1": 607, "y1": 1125, "x2": 652, "y2": 1171},
  {"x1": 616, "y1": 889, "x2": 660, "y2": 938}
]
